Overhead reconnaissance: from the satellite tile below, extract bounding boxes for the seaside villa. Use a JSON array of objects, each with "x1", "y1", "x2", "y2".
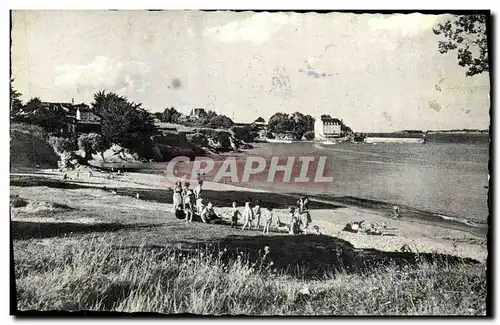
[{"x1": 314, "y1": 115, "x2": 342, "y2": 140}]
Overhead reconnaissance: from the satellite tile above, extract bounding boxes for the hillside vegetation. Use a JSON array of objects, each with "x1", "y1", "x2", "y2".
[{"x1": 10, "y1": 123, "x2": 59, "y2": 169}]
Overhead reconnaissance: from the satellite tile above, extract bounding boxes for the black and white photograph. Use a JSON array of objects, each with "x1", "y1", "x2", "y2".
[{"x1": 8, "y1": 8, "x2": 491, "y2": 316}]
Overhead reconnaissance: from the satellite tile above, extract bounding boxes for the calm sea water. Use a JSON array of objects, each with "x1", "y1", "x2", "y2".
[
  {"x1": 114, "y1": 134, "x2": 490, "y2": 222},
  {"x1": 230, "y1": 139, "x2": 490, "y2": 222}
]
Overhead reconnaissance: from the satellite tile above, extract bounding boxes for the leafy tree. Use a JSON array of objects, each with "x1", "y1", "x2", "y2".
[
  {"x1": 232, "y1": 124, "x2": 259, "y2": 143},
  {"x1": 162, "y1": 107, "x2": 182, "y2": 123},
  {"x1": 27, "y1": 100, "x2": 70, "y2": 133},
  {"x1": 152, "y1": 112, "x2": 163, "y2": 121},
  {"x1": 207, "y1": 114, "x2": 234, "y2": 129},
  {"x1": 268, "y1": 113, "x2": 294, "y2": 134},
  {"x1": 49, "y1": 136, "x2": 78, "y2": 154},
  {"x1": 268, "y1": 112, "x2": 315, "y2": 140},
  {"x1": 10, "y1": 79, "x2": 23, "y2": 120},
  {"x1": 24, "y1": 97, "x2": 42, "y2": 114},
  {"x1": 433, "y1": 14, "x2": 489, "y2": 76},
  {"x1": 78, "y1": 133, "x2": 110, "y2": 162},
  {"x1": 91, "y1": 91, "x2": 157, "y2": 159}
]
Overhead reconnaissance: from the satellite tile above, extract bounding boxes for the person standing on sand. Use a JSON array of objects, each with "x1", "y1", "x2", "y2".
[
  {"x1": 253, "y1": 200, "x2": 262, "y2": 230},
  {"x1": 196, "y1": 197, "x2": 205, "y2": 215},
  {"x1": 231, "y1": 202, "x2": 242, "y2": 228},
  {"x1": 263, "y1": 207, "x2": 273, "y2": 234},
  {"x1": 183, "y1": 182, "x2": 194, "y2": 223},
  {"x1": 194, "y1": 179, "x2": 203, "y2": 200},
  {"x1": 288, "y1": 206, "x2": 301, "y2": 235},
  {"x1": 173, "y1": 181, "x2": 183, "y2": 212},
  {"x1": 298, "y1": 197, "x2": 312, "y2": 234},
  {"x1": 393, "y1": 205, "x2": 401, "y2": 219},
  {"x1": 241, "y1": 200, "x2": 254, "y2": 230}
]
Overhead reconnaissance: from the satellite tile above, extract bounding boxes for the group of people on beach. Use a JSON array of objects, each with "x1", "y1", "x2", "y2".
[
  {"x1": 173, "y1": 178, "x2": 221, "y2": 224},
  {"x1": 172, "y1": 178, "x2": 314, "y2": 235},
  {"x1": 230, "y1": 197, "x2": 313, "y2": 235},
  {"x1": 231, "y1": 197, "x2": 312, "y2": 234}
]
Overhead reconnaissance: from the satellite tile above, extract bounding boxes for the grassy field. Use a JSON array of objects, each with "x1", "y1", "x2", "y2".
[
  {"x1": 14, "y1": 235, "x2": 486, "y2": 315},
  {"x1": 10, "y1": 174, "x2": 489, "y2": 316}
]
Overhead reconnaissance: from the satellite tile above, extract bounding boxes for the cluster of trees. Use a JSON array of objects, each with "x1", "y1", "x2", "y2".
[
  {"x1": 153, "y1": 107, "x2": 182, "y2": 124},
  {"x1": 10, "y1": 84, "x2": 73, "y2": 133},
  {"x1": 91, "y1": 91, "x2": 157, "y2": 159},
  {"x1": 267, "y1": 112, "x2": 315, "y2": 140},
  {"x1": 154, "y1": 106, "x2": 235, "y2": 130},
  {"x1": 10, "y1": 84, "x2": 159, "y2": 161}
]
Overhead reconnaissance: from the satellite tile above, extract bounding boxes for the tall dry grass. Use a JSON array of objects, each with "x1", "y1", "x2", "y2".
[{"x1": 14, "y1": 236, "x2": 487, "y2": 315}]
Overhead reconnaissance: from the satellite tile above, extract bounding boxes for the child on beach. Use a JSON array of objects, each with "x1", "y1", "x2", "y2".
[
  {"x1": 288, "y1": 206, "x2": 301, "y2": 235},
  {"x1": 196, "y1": 197, "x2": 205, "y2": 215},
  {"x1": 298, "y1": 197, "x2": 312, "y2": 234},
  {"x1": 173, "y1": 181, "x2": 183, "y2": 212},
  {"x1": 200, "y1": 202, "x2": 214, "y2": 223},
  {"x1": 241, "y1": 200, "x2": 254, "y2": 230},
  {"x1": 183, "y1": 182, "x2": 195, "y2": 223},
  {"x1": 194, "y1": 179, "x2": 203, "y2": 200},
  {"x1": 263, "y1": 207, "x2": 273, "y2": 234},
  {"x1": 231, "y1": 202, "x2": 242, "y2": 228},
  {"x1": 253, "y1": 200, "x2": 262, "y2": 230}
]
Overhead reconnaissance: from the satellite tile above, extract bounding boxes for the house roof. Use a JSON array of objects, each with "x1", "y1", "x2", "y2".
[
  {"x1": 41, "y1": 102, "x2": 92, "y2": 114},
  {"x1": 320, "y1": 115, "x2": 342, "y2": 124}
]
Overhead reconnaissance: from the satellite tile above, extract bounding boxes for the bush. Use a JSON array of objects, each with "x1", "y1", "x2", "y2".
[
  {"x1": 232, "y1": 125, "x2": 259, "y2": 143},
  {"x1": 187, "y1": 133, "x2": 209, "y2": 147},
  {"x1": 266, "y1": 131, "x2": 275, "y2": 139},
  {"x1": 303, "y1": 131, "x2": 315, "y2": 141},
  {"x1": 10, "y1": 195, "x2": 28, "y2": 208},
  {"x1": 49, "y1": 136, "x2": 78, "y2": 154},
  {"x1": 206, "y1": 115, "x2": 234, "y2": 129},
  {"x1": 78, "y1": 133, "x2": 109, "y2": 161},
  {"x1": 10, "y1": 123, "x2": 48, "y2": 140}
]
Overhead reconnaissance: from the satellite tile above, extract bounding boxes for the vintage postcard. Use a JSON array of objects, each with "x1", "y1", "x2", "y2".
[{"x1": 9, "y1": 10, "x2": 490, "y2": 316}]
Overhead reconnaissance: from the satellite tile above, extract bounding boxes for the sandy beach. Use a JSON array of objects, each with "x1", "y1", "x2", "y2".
[{"x1": 10, "y1": 166, "x2": 488, "y2": 263}]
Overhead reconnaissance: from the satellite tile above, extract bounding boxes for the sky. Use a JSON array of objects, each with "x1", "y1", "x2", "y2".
[{"x1": 11, "y1": 10, "x2": 491, "y2": 132}]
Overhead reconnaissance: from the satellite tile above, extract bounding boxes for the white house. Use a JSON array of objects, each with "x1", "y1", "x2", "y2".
[
  {"x1": 190, "y1": 108, "x2": 207, "y2": 119},
  {"x1": 314, "y1": 115, "x2": 342, "y2": 139}
]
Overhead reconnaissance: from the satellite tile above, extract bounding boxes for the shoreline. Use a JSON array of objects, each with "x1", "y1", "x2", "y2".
[
  {"x1": 10, "y1": 167, "x2": 488, "y2": 262},
  {"x1": 11, "y1": 167, "x2": 487, "y2": 237}
]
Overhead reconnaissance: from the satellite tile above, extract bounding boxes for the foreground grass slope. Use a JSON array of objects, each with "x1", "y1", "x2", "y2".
[{"x1": 14, "y1": 236, "x2": 486, "y2": 315}]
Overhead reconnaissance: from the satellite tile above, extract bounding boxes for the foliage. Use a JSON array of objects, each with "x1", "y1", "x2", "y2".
[
  {"x1": 48, "y1": 136, "x2": 78, "y2": 154},
  {"x1": 206, "y1": 114, "x2": 234, "y2": 129},
  {"x1": 152, "y1": 112, "x2": 163, "y2": 121},
  {"x1": 186, "y1": 132, "x2": 209, "y2": 147},
  {"x1": 91, "y1": 91, "x2": 157, "y2": 159},
  {"x1": 268, "y1": 112, "x2": 315, "y2": 140},
  {"x1": 433, "y1": 14, "x2": 489, "y2": 76},
  {"x1": 14, "y1": 236, "x2": 487, "y2": 315},
  {"x1": 10, "y1": 79, "x2": 23, "y2": 119},
  {"x1": 232, "y1": 124, "x2": 260, "y2": 143},
  {"x1": 78, "y1": 133, "x2": 110, "y2": 161},
  {"x1": 26, "y1": 100, "x2": 71, "y2": 134},
  {"x1": 266, "y1": 131, "x2": 275, "y2": 139},
  {"x1": 162, "y1": 107, "x2": 182, "y2": 123},
  {"x1": 302, "y1": 131, "x2": 315, "y2": 141},
  {"x1": 10, "y1": 123, "x2": 48, "y2": 140}
]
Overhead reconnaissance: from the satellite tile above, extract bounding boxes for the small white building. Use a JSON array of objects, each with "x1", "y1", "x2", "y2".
[
  {"x1": 314, "y1": 115, "x2": 342, "y2": 139},
  {"x1": 190, "y1": 108, "x2": 207, "y2": 119}
]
